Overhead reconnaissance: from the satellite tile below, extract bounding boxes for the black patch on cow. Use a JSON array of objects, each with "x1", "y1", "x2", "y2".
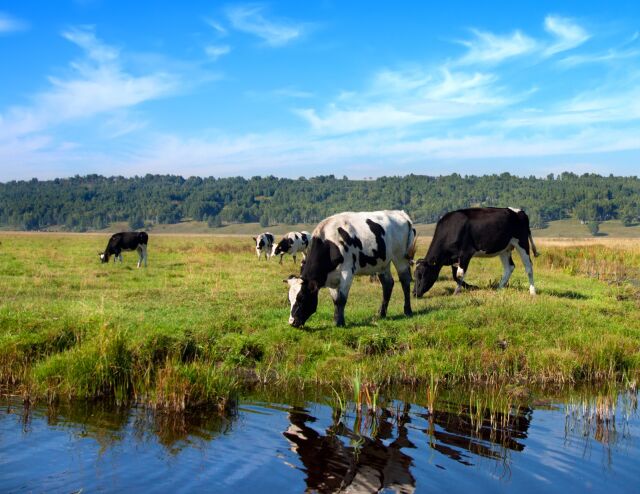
[
  {"x1": 266, "y1": 233, "x2": 274, "y2": 244},
  {"x1": 358, "y1": 220, "x2": 386, "y2": 268},
  {"x1": 258, "y1": 238, "x2": 265, "y2": 249},
  {"x1": 337, "y1": 227, "x2": 363, "y2": 251},
  {"x1": 351, "y1": 253, "x2": 357, "y2": 274},
  {"x1": 301, "y1": 237, "x2": 344, "y2": 288},
  {"x1": 294, "y1": 233, "x2": 299, "y2": 240},
  {"x1": 302, "y1": 234, "x2": 309, "y2": 247},
  {"x1": 275, "y1": 237, "x2": 294, "y2": 255}
]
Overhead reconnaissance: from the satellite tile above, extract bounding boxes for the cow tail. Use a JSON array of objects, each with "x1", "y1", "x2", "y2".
[
  {"x1": 518, "y1": 210, "x2": 539, "y2": 258},
  {"x1": 529, "y1": 232, "x2": 539, "y2": 258},
  {"x1": 406, "y1": 224, "x2": 418, "y2": 263}
]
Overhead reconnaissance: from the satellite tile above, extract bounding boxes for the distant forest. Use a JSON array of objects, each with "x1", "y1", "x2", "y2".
[{"x1": 1, "y1": 173, "x2": 639, "y2": 232}]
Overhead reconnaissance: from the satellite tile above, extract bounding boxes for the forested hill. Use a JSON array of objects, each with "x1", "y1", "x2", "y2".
[{"x1": 1, "y1": 173, "x2": 639, "y2": 232}]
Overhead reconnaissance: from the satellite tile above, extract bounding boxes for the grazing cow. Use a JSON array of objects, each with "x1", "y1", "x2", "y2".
[
  {"x1": 286, "y1": 211, "x2": 417, "y2": 327},
  {"x1": 253, "y1": 232, "x2": 274, "y2": 260},
  {"x1": 99, "y1": 231, "x2": 148, "y2": 268},
  {"x1": 414, "y1": 207, "x2": 538, "y2": 298},
  {"x1": 272, "y1": 231, "x2": 311, "y2": 264}
]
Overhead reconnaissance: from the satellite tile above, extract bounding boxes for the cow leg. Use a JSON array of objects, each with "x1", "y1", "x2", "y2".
[
  {"x1": 498, "y1": 252, "x2": 515, "y2": 288},
  {"x1": 451, "y1": 266, "x2": 474, "y2": 290},
  {"x1": 398, "y1": 268, "x2": 413, "y2": 316},
  {"x1": 137, "y1": 246, "x2": 143, "y2": 268},
  {"x1": 142, "y1": 244, "x2": 148, "y2": 267},
  {"x1": 377, "y1": 270, "x2": 394, "y2": 318},
  {"x1": 514, "y1": 239, "x2": 536, "y2": 295},
  {"x1": 293, "y1": 254, "x2": 297, "y2": 264},
  {"x1": 328, "y1": 287, "x2": 348, "y2": 327},
  {"x1": 279, "y1": 254, "x2": 283, "y2": 264},
  {"x1": 453, "y1": 254, "x2": 472, "y2": 295}
]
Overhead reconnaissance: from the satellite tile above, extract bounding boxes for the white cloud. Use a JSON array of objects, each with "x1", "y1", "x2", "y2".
[
  {"x1": 205, "y1": 18, "x2": 228, "y2": 37},
  {"x1": 456, "y1": 29, "x2": 537, "y2": 65},
  {"x1": 0, "y1": 11, "x2": 27, "y2": 34},
  {"x1": 226, "y1": 4, "x2": 305, "y2": 46},
  {"x1": 0, "y1": 27, "x2": 179, "y2": 140},
  {"x1": 205, "y1": 44, "x2": 231, "y2": 60},
  {"x1": 296, "y1": 67, "x2": 512, "y2": 135},
  {"x1": 544, "y1": 15, "x2": 590, "y2": 56}
]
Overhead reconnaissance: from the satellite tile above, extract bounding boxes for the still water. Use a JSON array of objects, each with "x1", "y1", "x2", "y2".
[{"x1": 1, "y1": 387, "x2": 638, "y2": 493}]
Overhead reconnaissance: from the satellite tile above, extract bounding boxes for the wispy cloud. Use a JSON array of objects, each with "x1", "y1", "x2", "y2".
[
  {"x1": 0, "y1": 27, "x2": 179, "y2": 140},
  {"x1": 296, "y1": 67, "x2": 512, "y2": 135},
  {"x1": 543, "y1": 15, "x2": 590, "y2": 56},
  {"x1": 456, "y1": 29, "x2": 537, "y2": 65},
  {"x1": 205, "y1": 44, "x2": 231, "y2": 60},
  {"x1": 226, "y1": 4, "x2": 306, "y2": 46},
  {"x1": 0, "y1": 11, "x2": 28, "y2": 34},
  {"x1": 205, "y1": 18, "x2": 228, "y2": 37}
]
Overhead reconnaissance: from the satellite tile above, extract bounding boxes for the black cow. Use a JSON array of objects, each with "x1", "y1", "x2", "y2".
[
  {"x1": 99, "y1": 231, "x2": 148, "y2": 268},
  {"x1": 414, "y1": 207, "x2": 538, "y2": 297}
]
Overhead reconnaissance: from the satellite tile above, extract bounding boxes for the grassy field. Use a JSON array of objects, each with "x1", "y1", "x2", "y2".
[{"x1": 1, "y1": 232, "x2": 639, "y2": 410}]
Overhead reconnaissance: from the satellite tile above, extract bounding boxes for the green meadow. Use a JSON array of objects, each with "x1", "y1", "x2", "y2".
[{"x1": 1, "y1": 233, "x2": 639, "y2": 410}]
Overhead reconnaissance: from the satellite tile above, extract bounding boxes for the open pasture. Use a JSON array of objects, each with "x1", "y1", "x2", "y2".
[{"x1": 1, "y1": 232, "x2": 639, "y2": 410}]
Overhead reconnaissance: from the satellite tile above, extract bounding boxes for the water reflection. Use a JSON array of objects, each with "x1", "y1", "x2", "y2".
[
  {"x1": 284, "y1": 404, "x2": 415, "y2": 493},
  {"x1": 1, "y1": 387, "x2": 638, "y2": 493}
]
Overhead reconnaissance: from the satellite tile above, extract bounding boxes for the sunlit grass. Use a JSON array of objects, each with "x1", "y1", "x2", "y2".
[{"x1": 0, "y1": 233, "x2": 639, "y2": 409}]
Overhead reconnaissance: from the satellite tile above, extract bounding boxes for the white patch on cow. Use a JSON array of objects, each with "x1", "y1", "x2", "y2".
[
  {"x1": 255, "y1": 232, "x2": 274, "y2": 260},
  {"x1": 508, "y1": 207, "x2": 521, "y2": 213},
  {"x1": 456, "y1": 266, "x2": 464, "y2": 278},
  {"x1": 498, "y1": 251, "x2": 515, "y2": 288},
  {"x1": 99, "y1": 253, "x2": 105, "y2": 261},
  {"x1": 287, "y1": 277, "x2": 303, "y2": 324}
]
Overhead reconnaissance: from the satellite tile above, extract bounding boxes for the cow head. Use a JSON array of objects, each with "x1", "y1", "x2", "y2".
[
  {"x1": 413, "y1": 257, "x2": 442, "y2": 297},
  {"x1": 273, "y1": 238, "x2": 293, "y2": 257},
  {"x1": 98, "y1": 251, "x2": 109, "y2": 263},
  {"x1": 286, "y1": 276, "x2": 319, "y2": 327}
]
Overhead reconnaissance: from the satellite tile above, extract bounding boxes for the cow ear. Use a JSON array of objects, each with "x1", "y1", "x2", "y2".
[
  {"x1": 252, "y1": 237, "x2": 257, "y2": 242},
  {"x1": 285, "y1": 275, "x2": 299, "y2": 286}
]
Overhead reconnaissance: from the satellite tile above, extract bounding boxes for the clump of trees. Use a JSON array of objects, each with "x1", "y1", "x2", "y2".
[{"x1": 1, "y1": 172, "x2": 639, "y2": 232}]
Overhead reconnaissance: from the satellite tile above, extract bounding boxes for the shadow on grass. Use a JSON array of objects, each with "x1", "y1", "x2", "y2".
[{"x1": 543, "y1": 288, "x2": 590, "y2": 300}]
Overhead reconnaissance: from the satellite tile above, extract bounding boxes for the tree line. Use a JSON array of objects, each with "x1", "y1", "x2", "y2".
[{"x1": 1, "y1": 172, "x2": 639, "y2": 232}]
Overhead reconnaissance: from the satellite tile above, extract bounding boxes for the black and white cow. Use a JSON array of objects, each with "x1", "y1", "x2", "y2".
[
  {"x1": 272, "y1": 231, "x2": 311, "y2": 264},
  {"x1": 253, "y1": 232, "x2": 274, "y2": 260},
  {"x1": 414, "y1": 207, "x2": 538, "y2": 298},
  {"x1": 99, "y1": 231, "x2": 149, "y2": 268},
  {"x1": 286, "y1": 211, "x2": 417, "y2": 327}
]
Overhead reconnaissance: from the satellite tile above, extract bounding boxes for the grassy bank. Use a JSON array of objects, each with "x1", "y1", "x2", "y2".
[{"x1": 1, "y1": 233, "x2": 639, "y2": 410}]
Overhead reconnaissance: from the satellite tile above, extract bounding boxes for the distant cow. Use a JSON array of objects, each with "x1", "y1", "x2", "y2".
[
  {"x1": 99, "y1": 232, "x2": 148, "y2": 268},
  {"x1": 253, "y1": 232, "x2": 274, "y2": 260},
  {"x1": 414, "y1": 207, "x2": 538, "y2": 298},
  {"x1": 272, "y1": 231, "x2": 311, "y2": 264},
  {"x1": 286, "y1": 211, "x2": 417, "y2": 327}
]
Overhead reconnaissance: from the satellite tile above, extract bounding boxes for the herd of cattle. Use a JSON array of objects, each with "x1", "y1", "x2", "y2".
[{"x1": 100, "y1": 207, "x2": 538, "y2": 328}]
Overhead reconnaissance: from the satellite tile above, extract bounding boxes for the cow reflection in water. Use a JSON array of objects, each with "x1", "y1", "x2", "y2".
[
  {"x1": 283, "y1": 402, "x2": 533, "y2": 492},
  {"x1": 284, "y1": 405, "x2": 416, "y2": 493},
  {"x1": 418, "y1": 402, "x2": 532, "y2": 468}
]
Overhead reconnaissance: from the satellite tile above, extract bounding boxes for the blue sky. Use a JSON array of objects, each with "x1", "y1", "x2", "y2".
[{"x1": 1, "y1": 1, "x2": 640, "y2": 180}]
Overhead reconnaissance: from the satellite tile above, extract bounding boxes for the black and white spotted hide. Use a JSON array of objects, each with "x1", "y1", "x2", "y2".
[
  {"x1": 253, "y1": 232, "x2": 274, "y2": 260},
  {"x1": 272, "y1": 231, "x2": 311, "y2": 264},
  {"x1": 287, "y1": 211, "x2": 417, "y2": 327}
]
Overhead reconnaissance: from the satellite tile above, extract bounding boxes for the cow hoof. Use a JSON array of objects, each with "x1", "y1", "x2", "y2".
[
  {"x1": 404, "y1": 309, "x2": 413, "y2": 317},
  {"x1": 529, "y1": 286, "x2": 537, "y2": 296}
]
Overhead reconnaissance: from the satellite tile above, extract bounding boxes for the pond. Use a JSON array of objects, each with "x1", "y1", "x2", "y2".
[{"x1": 1, "y1": 386, "x2": 638, "y2": 493}]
